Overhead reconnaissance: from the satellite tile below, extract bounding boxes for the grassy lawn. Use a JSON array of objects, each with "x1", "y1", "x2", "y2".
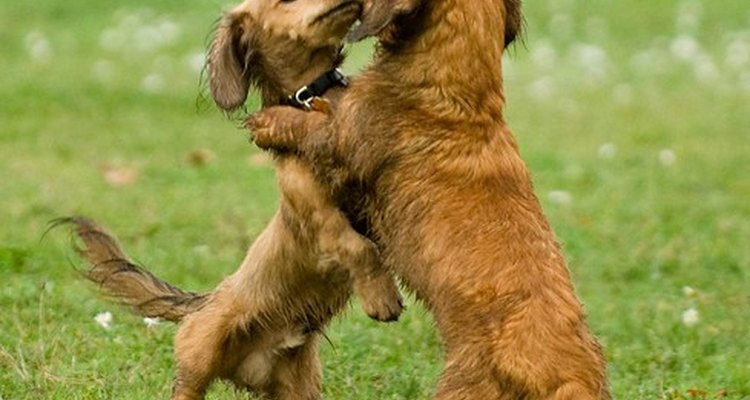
[{"x1": 1, "y1": 0, "x2": 748, "y2": 398}]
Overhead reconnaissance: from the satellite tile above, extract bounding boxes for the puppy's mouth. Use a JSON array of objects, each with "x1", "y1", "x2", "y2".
[{"x1": 312, "y1": 1, "x2": 361, "y2": 25}]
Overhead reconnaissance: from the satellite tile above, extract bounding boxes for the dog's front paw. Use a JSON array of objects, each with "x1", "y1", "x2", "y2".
[
  {"x1": 245, "y1": 106, "x2": 303, "y2": 151},
  {"x1": 356, "y1": 276, "x2": 404, "y2": 323},
  {"x1": 245, "y1": 110, "x2": 281, "y2": 150}
]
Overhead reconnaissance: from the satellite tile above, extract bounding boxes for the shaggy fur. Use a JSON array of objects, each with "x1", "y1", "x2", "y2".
[
  {"x1": 64, "y1": 1, "x2": 404, "y2": 399},
  {"x1": 248, "y1": 0, "x2": 611, "y2": 399}
]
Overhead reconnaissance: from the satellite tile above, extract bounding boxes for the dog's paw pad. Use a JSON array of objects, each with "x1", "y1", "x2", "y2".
[{"x1": 361, "y1": 289, "x2": 404, "y2": 323}]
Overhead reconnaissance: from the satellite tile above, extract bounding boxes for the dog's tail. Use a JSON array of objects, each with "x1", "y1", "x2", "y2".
[{"x1": 54, "y1": 217, "x2": 209, "y2": 322}]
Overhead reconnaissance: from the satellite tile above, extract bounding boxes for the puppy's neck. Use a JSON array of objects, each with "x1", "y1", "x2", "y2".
[{"x1": 257, "y1": 46, "x2": 344, "y2": 107}]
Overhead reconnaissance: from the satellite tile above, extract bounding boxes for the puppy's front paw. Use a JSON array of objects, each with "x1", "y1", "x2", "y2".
[
  {"x1": 245, "y1": 106, "x2": 304, "y2": 151},
  {"x1": 245, "y1": 111, "x2": 280, "y2": 150},
  {"x1": 356, "y1": 276, "x2": 404, "y2": 323}
]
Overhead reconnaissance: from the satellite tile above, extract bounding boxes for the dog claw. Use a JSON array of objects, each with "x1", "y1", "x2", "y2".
[{"x1": 361, "y1": 287, "x2": 405, "y2": 323}]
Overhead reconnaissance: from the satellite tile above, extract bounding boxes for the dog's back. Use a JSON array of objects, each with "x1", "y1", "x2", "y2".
[{"x1": 341, "y1": 1, "x2": 611, "y2": 397}]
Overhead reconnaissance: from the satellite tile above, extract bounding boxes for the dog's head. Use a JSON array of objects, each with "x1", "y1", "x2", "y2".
[
  {"x1": 349, "y1": 0, "x2": 522, "y2": 47},
  {"x1": 346, "y1": 0, "x2": 419, "y2": 42},
  {"x1": 209, "y1": 0, "x2": 362, "y2": 111}
]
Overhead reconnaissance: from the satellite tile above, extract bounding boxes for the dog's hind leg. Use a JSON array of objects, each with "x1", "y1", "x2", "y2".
[
  {"x1": 172, "y1": 312, "x2": 222, "y2": 400},
  {"x1": 263, "y1": 334, "x2": 323, "y2": 400},
  {"x1": 432, "y1": 362, "x2": 508, "y2": 400},
  {"x1": 172, "y1": 295, "x2": 245, "y2": 400}
]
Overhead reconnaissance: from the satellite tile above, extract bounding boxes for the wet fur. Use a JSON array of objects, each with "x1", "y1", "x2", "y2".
[
  {"x1": 65, "y1": 0, "x2": 403, "y2": 399},
  {"x1": 249, "y1": 0, "x2": 611, "y2": 398}
]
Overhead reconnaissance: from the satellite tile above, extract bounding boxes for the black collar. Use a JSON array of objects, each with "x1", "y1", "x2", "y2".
[{"x1": 280, "y1": 68, "x2": 349, "y2": 110}]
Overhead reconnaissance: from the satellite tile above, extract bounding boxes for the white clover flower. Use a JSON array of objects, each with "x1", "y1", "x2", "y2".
[
  {"x1": 157, "y1": 20, "x2": 181, "y2": 45},
  {"x1": 630, "y1": 47, "x2": 671, "y2": 76},
  {"x1": 613, "y1": 84, "x2": 634, "y2": 106},
  {"x1": 99, "y1": 28, "x2": 126, "y2": 51},
  {"x1": 675, "y1": 0, "x2": 703, "y2": 33},
  {"x1": 135, "y1": 26, "x2": 161, "y2": 52},
  {"x1": 142, "y1": 73, "x2": 165, "y2": 93},
  {"x1": 693, "y1": 55, "x2": 719, "y2": 84},
  {"x1": 659, "y1": 149, "x2": 677, "y2": 167},
  {"x1": 682, "y1": 286, "x2": 697, "y2": 298},
  {"x1": 95, "y1": 311, "x2": 113, "y2": 330},
  {"x1": 725, "y1": 38, "x2": 750, "y2": 71},
  {"x1": 676, "y1": 15, "x2": 700, "y2": 34},
  {"x1": 118, "y1": 11, "x2": 145, "y2": 30},
  {"x1": 585, "y1": 17, "x2": 608, "y2": 39},
  {"x1": 681, "y1": 307, "x2": 700, "y2": 327},
  {"x1": 133, "y1": 21, "x2": 180, "y2": 52},
  {"x1": 670, "y1": 35, "x2": 700, "y2": 60},
  {"x1": 143, "y1": 317, "x2": 161, "y2": 328},
  {"x1": 530, "y1": 42, "x2": 557, "y2": 70},
  {"x1": 192, "y1": 244, "x2": 211, "y2": 257},
  {"x1": 42, "y1": 280, "x2": 55, "y2": 293},
  {"x1": 153, "y1": 55, "x2": 172, "y2": 69},
  {"x1": 185, "y1": 51, "x2": 206, "y2": 74},
  {"x1": 527, "y1": 77, "x2": 556, "y2": 102},
  {"x1": 24, "y1": 31, "x2": 52, "y2": 62},
  {"x1": 563, "y1": 164, "x2": 584, "y2": 181},
  {"x1": 572, "y1": 44, "x2": 608, "y2": 81},
  {"x1": 548, "y1": 190, "x2": 572, "y2": 206},
  {"x1": 740, "y1": 71, "x2": 750, "y2": 93},
  {"x1": 91, "y1": 60, "x2": 115, "y2": 82},
  {"x1": 598, "y1": 143, "x2": 617, "y2": 160},
  {"x1": 549, "y1": 13, "x2": 573, "y2": 38},
  {"x1": 100, "y1": 12, "x2": 181, "y2": 54}
]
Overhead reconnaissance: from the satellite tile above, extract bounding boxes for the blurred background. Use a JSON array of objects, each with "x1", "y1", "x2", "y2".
[{"x1": 1, "y1": 0, "x2": 748, "y2": 398}]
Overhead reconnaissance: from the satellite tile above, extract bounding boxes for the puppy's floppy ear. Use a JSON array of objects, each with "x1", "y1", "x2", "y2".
[
  {"x1": 503, "y1": 0, "x2": 523, "y2": 47},
  {"x1": 347, "y1": 0, "x2": 421, "y2": 42},
  {"x1": 208, "y1": 11, "x2": 255, "y2": 111}
]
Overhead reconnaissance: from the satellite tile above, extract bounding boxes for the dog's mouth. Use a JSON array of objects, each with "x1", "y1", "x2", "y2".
[{"x1": 312, "y1": 1, "x2": 361, "y2": 25}]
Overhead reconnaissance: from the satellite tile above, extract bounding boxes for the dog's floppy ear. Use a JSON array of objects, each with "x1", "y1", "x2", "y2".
[
  {"x1": 347, "y1": 0, "x2": 421, "y2": 42},
  {"x1": 503, "y1": 0, "x2": 523, "y2": 47},
  {"x1": 208, "y1": 12, "x2": 255, "y2": 111}
]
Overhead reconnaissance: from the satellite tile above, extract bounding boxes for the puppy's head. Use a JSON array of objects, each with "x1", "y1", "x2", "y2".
[
  {"x1": 209, "y1": 0, "x2": 362, "y2": 111},
  {"x1": 347, "y1": 0, "x2": 420, "y2": 42},
  {"x1": 349, "y1": 0, "x2": 522, "y2": 48}
]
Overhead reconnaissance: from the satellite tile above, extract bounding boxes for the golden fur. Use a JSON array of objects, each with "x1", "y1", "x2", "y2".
[
  {"x1": 64, "y1": 0, "x2": 403, "y2": 399},
  {"x1": 249, "y1": 0, "x2": 611, "y2": 398}
]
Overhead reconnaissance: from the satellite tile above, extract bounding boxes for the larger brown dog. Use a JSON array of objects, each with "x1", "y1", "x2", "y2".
[
  {"x1": 63, "y1": 0, "x2": 403, "y2": 399},
  {"x1": 249, "y1": 0, "x2": 611, "y2": 398}
]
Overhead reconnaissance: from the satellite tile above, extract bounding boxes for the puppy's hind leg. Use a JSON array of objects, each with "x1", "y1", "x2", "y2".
[
  {"x1": 264, "y1": 334, "x2": 323, "y2": 400},
  {"x1": 172, "y1": 313, "x2": 221, "y2": 400},
  {"x1": 172, "y1": 298, "x2": 244, "y2": 400},
  {"x1": 432, "y1": 360, "x2": 507, "y2": 400},
  {"x1": 319, "y1": 212, "x2": 403, "y2": 322}
]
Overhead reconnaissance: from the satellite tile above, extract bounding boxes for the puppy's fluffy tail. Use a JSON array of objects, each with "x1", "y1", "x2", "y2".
[{"x1": 55, "y1": 217, "x2": 209, "y2": 322}]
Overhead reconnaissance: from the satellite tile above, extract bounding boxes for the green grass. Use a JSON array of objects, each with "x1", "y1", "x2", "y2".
[{"x1": 1, "y1": 0, "x2": 748, "y2": 398}]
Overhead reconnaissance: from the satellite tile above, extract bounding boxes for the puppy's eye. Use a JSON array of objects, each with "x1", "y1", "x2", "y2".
[{"x1": 279, "y1": 0, "x2": 296, "y2": 3}]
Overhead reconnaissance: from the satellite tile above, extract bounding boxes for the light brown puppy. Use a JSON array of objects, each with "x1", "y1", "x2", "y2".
[
  {"x1": 63, "y1": 0, "x2": 403, "y2": 399},
  {"x1": 249, "y1": 0, "x2": 611, "y2": 399}
]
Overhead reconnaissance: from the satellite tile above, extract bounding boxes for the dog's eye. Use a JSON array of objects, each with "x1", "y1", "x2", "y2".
[{"x1": 279, "y1": 0, "x2": 296, "y2": 3}]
